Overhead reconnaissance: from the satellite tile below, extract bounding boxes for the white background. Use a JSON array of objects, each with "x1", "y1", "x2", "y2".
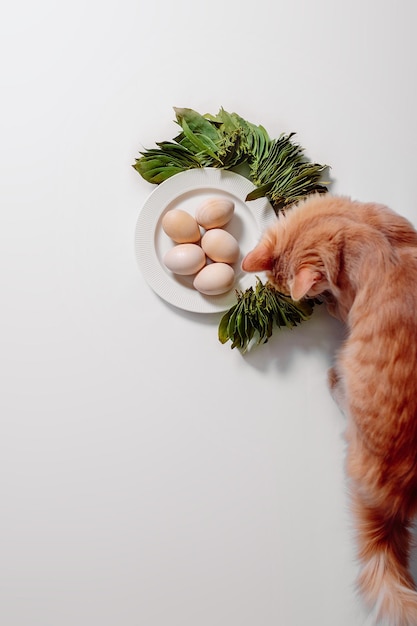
[{"x1": 1, "y1": 1, "x2": 416, "y2": 625}]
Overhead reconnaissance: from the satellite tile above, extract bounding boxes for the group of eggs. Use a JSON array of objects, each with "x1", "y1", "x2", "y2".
[{"x1": 162, "y1": 197, "x2": 240, "y2": 296}]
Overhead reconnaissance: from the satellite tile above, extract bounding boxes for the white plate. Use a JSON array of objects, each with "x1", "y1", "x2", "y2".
[{"x1": 135, "y1": 168, "x2": 276, "y2": 313}]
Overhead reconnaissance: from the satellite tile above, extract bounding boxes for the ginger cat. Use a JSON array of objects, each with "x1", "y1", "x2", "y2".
[{"x1": 242, "y1": 194, "x2": 417, "y2": 626}]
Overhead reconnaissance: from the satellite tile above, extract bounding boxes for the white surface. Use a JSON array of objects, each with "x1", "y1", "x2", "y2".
[
  {"x1": 135, "y1": 168, "x2": 275, "y2": 312},
  {"x1": 1, "y1": 1, "x2": 416, "y2": 625}
]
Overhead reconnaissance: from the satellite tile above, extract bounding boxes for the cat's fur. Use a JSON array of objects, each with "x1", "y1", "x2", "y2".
[{"x1": 242, "y1": 194, "x2": 417, "y2": 626}]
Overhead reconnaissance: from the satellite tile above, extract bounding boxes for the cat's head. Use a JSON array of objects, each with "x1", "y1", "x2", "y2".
[
  {"x1": 242, "y1": 198, "x2": 346, "y2": 301},
  {"x1": 242, "y1": 193, "x2": 411, "y2": 306},
  {"x1": 241, "y1": 230, "x2": 333, "y2": 300}
]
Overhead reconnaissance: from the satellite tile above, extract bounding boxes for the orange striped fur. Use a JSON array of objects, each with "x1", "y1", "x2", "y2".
[{"x1": 242, "y1": 194, "x2": 417, "y2": 626}]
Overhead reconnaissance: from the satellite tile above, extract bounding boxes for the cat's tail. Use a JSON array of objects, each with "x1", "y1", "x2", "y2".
[{"x1": 354, "y1": 495, "x2": 417, "y2": 626}]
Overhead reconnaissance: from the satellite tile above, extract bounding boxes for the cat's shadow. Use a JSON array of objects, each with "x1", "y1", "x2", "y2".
[
  {"x1": 164, "y1": 297, "x2": 417, "y2": 584},
  {"x1": 241, "y1": 305, "x2": 417, "y2": 584},
  {"x1": 241, "y1": 302, "x2": 346, "y2": 373}
]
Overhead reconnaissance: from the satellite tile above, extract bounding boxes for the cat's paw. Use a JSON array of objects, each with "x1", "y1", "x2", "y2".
[
  {"x1": 327, "y1": 367, "x2": 347, "y2": 414},
  {"x1": 327, "y1": 366, "x2": 339, "y2": 390}
]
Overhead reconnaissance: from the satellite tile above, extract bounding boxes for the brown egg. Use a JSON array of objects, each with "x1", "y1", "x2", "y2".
[
  {"x1": 201, "y1": 229, "x2": 240, "y2": 264},
  {"x1": 195, "y1": 197, "x2": 234, "y2": 229},
  {"x1": 193, "y1": 263, "x2": 235, "y2": 295},
  {"x1": 162, "y1": 209, "x2": 201, "y2": 243},
  {"x1": 163, "y1": 244, "x2": 206, "y2": 275}
]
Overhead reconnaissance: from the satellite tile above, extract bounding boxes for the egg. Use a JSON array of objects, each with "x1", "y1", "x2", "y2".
[
  {"x1": 193, "y1": 263, "x2": 235, "y2": 295},
  {"x1": 201, "y1": 229, "x2": 240, "y2": 264},
  {"x1": 161, "y1": 209, "x2": 201, "y2": 243},
  {"x1": 195, "y1": 197, "x2": 234, "y2": 229},
  {"x1": 163, "y1": 243, "x2": 206, "y2": 275}
]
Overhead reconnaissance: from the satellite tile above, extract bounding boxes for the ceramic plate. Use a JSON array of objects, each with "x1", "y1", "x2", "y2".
[{"x1": 135, "y1": 168, "x2": 276, "y2": 313}]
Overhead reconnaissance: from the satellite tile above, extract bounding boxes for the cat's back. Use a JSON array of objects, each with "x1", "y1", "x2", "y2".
[
  {"x1": 295, "y1": 194, "x2": 417, "y2": 249},
  {"x1": 349, "y1": 238, "x2": 417, "y2": 327},
  {"x1": 341, "y1": 247, "x2": 417, "y2": 455}
]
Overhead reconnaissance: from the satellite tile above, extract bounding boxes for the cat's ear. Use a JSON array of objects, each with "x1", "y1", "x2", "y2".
[
  {"x1": 241, "y1": 242, "x2": 273, "y2": 272},
  {"x1": 290, "y1": 266, "x2": 323, "y2": 301}
]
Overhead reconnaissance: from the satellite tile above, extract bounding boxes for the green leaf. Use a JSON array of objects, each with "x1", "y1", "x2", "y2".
[
  {"x1": 218, "y1": 305, "x2": 237, "y2": 344},
  {"x1": 132, "y1": 106, "x2": 330, "y2": 217},
  {"x1": 179, "y1": 118, "x2": 221, "y2": 163},
  {"x1": 245, "y1": 182, "x2": 274, "y2": 201},
  {"x1": 174, "y1": 107, "x2": 220, "y2": 144}
]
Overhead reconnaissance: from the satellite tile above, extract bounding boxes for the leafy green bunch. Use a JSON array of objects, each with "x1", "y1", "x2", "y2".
[
  {"x1": 133, "y1": 107, "x2": 328, "y2": 350},
  {"x1": 218, "y1": 278, "x2": 317, "y2": 352},
  {"x1": 133, "y1": 107, "x2": 329, "y2": 212}
]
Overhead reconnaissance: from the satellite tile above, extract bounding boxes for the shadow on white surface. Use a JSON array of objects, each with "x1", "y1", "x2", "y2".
[{"x1": 242, "y1": 303, "x2": 345, "y2": 371}]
